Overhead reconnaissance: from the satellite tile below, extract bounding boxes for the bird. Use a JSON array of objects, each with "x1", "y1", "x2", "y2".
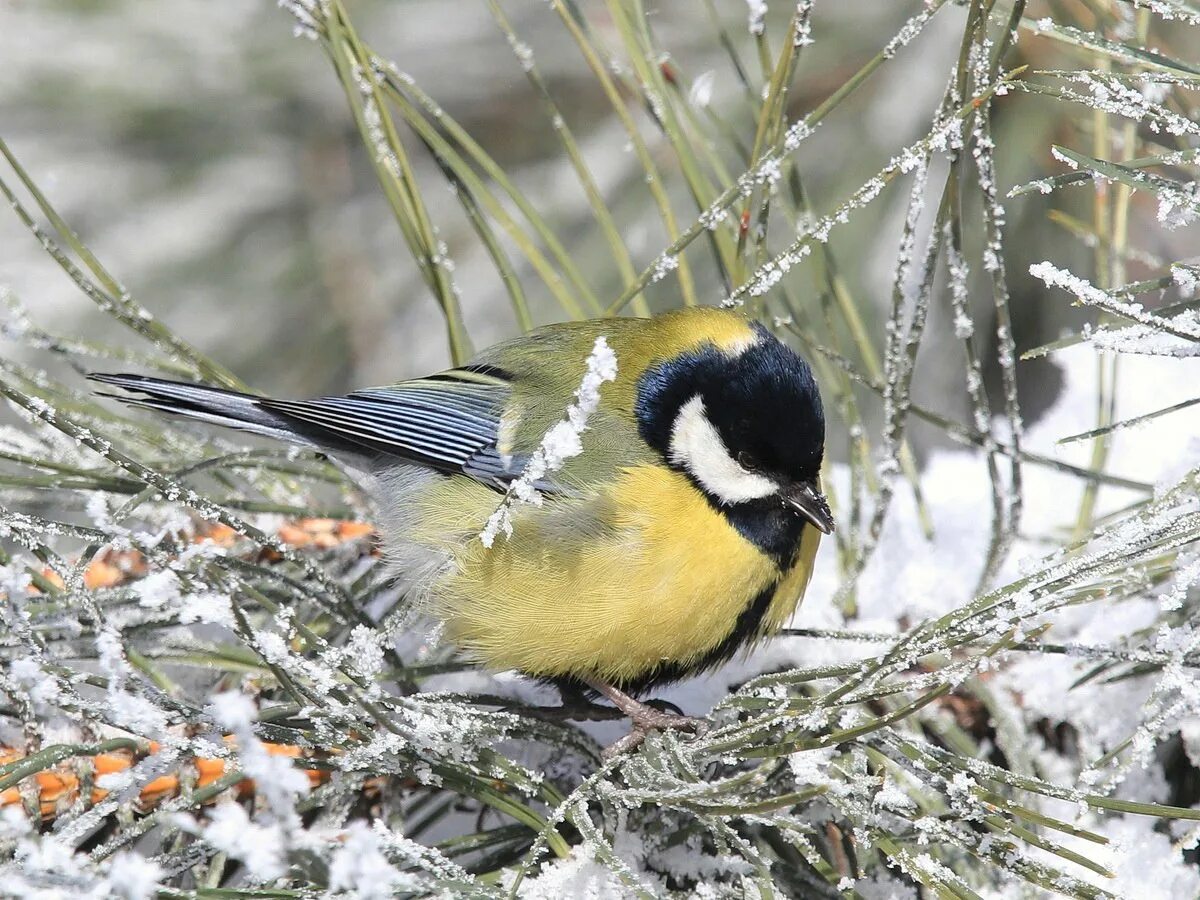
[{"x1": 91, "y1": 307, "x2": 833, "y2": 749}]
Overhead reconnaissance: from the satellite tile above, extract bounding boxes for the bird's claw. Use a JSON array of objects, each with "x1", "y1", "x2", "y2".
[
  {"x1": 603, "y1": 713, "x2": 709, "y2": 758},
  {"x1": 582, "y1": 678, "x2": 709, "y2": 758}
]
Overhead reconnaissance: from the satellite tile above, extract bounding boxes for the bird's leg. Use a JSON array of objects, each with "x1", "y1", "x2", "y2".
[{"x1": 584, "y1": 679, "x2": 708, "y2": 756}]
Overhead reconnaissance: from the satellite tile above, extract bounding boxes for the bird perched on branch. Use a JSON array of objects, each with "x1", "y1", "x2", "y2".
[{"x1": 92, "y1": 307, "x2": 833, "y2": 751}]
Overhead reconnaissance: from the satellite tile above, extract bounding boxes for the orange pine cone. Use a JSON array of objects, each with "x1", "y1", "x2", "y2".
[
  {"x1": 0, "y1": 742, "x2": 328, "y2": 820},
  {"x1": 20, "y1": 519, "x2": 373, "y2": 596},
  {"x1": 278, "y1": 518, "x2": 376, "y2": 548}
]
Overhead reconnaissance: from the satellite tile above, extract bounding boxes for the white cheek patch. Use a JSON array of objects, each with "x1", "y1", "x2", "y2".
[{"x1": 668, "y1": 395, "x2": 777, "y2": 504}]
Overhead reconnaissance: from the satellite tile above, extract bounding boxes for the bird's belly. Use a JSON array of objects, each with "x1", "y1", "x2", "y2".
[{"x1": 409, "y1": 465, "x2": 814, "y2": 687}]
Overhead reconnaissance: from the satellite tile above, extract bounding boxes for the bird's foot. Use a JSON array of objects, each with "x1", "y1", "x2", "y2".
[
  {"x1": 603, "y1": 715, "x2": 708, "y2": 758},
  {"x1": 584, "y1": 679, "x2": 709, "y2": 758}
]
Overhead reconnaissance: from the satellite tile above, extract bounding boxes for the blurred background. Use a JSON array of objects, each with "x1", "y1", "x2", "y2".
[{"x1": 0, "y1": 0, "x2": 1195, "y2": 452}]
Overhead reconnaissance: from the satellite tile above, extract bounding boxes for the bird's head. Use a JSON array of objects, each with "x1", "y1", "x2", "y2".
[{"x1": 636, "y1": 322, "x2": 834, "y2": 535}]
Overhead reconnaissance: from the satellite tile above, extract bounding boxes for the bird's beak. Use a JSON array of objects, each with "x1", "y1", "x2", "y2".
[{"x1": 783, "y1": 480, "x2": 835, "y2": 534}]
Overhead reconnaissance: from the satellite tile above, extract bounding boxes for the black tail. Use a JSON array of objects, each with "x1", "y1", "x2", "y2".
[{"x1": 88, "y1": 373, "x2": 319, "y2": 447}]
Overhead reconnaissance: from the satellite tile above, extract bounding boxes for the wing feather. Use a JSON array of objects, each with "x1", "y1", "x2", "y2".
[
  {"x1": 276, "y1": 399, "x2": 487, "y2": 450},
  {"x1": 257, "y1": 374, "x2": 531, "y2": 488}
]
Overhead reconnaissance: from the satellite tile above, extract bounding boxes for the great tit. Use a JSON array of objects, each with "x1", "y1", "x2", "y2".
[{"x1": 91, "y1": 307, "x2": 833, "y2": 740}]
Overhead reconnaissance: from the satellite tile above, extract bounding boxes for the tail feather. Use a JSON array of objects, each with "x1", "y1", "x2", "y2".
[{"x1": 88, "y1": 373, "x2": 317, "y2": 447}]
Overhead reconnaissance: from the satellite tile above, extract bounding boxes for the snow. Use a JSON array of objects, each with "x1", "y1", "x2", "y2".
[
  {"x1": 343, "y1": 622, "x2": 386, "y2": 681},
  {"x1": 202, "y1": 688, "x2": 310, "y2": 881},
  {"x1": 208, "y1": 690, "x2": 257, "y2": 733},
  {"x1": 101, "y1": 852, "x2": 163, "y2": 900},
  {"x1": 745, "y1": 0, "x2": 768, "y2": 37},
  {"x1": 327, "y1": 821, "x2": 416, "y2": 898},
  {"x1": 794, "y1": 1, "x2": 814, "y2": 47},
  {"x1": 12, "y1": 833, "x2": 75, "y2": 877},
  {"x1": 8, "y1": 657, "x2": 61, "y2": 713},
  {"x1": 1092, "y1": 815, "x2": 1200, "y2": 899},
  {"x1": 688, "y1": 70, "x2": 716, "y2": 109},
  {"x1": 133, "y1": 570, "x2": 180, "y2": 610},
  {"x1": 1046, "y1": 71, "x2": 1200, "y2": 139},
  {"x1": 480, "y1": 337, "x2": 617, "y2": 547},
  {"x1": 175, "y1": 591, "x2": 236, "y2": 628},
  {"x1": 1030, "y1": 261, "x2": 1200, "y2": 340},
  {"x1": 506, "y1": 35, "x2": 536, "y2": 74},
  {"x1": 507, "y1": 846, "x2": 653, "y2": 899},
  {"x1": 190, "y1": 803, "x2": 289, "y2": 882},
  {"x1": 854, "y1": 872, "x2": 919, "y2": 900},
  {"x1": 1087, "y1": 313, "x2": 1200, "y2": 357},
  {"x1": 97, "y1": 627, "x2": 170, "y2": 739},
  {"x1": 649, "y1": 253, "x2": 679, "y2": 284}
]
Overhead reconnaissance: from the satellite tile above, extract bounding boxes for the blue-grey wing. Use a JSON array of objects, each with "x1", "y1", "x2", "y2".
[{"x1": 259, "y1": 370, "x2": 527, "y2": 488}]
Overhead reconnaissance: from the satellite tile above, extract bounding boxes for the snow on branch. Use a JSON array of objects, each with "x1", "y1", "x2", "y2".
[{"x1": 480, "y1": 337, "x2": 617, "y2": 547}]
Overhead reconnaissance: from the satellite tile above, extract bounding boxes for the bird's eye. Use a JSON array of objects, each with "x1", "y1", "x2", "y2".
[{"x1": 737, "y1": 451, "x2": 760, "y2": 472}]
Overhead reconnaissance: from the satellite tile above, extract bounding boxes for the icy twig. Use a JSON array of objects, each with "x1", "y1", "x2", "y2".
[{"x1": 480, "y1": 338, "x2": 617, "y2": 547}]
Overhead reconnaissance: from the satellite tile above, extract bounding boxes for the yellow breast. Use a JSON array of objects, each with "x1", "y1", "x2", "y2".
[{"x1": 409, "y1": 465, "x2": 819, "y2": 686}]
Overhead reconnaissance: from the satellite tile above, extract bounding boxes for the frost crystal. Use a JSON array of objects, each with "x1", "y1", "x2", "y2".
[
  {"x1": 882, "y1": 3, "x2": 939, "y2": 59},
  {"x1": 1031, "y1": 261, "x2": 1200, "y2": 340},
  {"x1": 277, "y1": 0, "x2": 325, "y2": 40},
  {"x1": 103, "y1": 852, "x2": 163, "y2": 900},
  {"x1": 650, "y1": 253, "x2": 679, "y2": 284},
  {"x1": 195, "y1": 804, "x2": 288, "y2": 882},
  {"x1": 1173, "y1": 264, "x2": 1199, "y2": 297},
  {"x1": 794, "y1": 1, "x2": 814, "y2": 47},
  {"x1": 745, "y1": 0, "x2": 768, "y2": 35},
  {"x1": 328, "y1": 821, "x2": 415, "y2": 898},
  {"x1": 345, "y1": 623, "x2": 386, "y2": 680},
  {"x1": 506, "y1": 35, "x2": 535, "y2": 72},
  {"x1": 134, "y1": 569, "x2": 180, "y2": 609},
  {"x1": 209, "y1": 691, "x2": 309, "y2": 819}
]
